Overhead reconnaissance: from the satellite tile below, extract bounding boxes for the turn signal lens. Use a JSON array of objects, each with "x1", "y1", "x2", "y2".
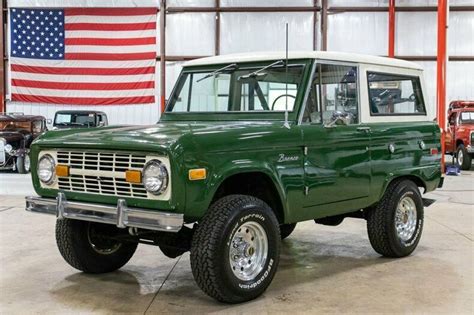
[
  {"x1": 189, "y1": 168, "x2": 206, "y2": 181},
  {"x1": 125, "y1": 170, "x2": 142, "y2": 184},
  {"x1": 55, "y1": 165, "x2": 69, "y2": 177}
]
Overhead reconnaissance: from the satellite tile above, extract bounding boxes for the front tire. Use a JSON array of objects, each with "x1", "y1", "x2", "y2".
[
  {"x1": 56, "y1": 219, "x2": 138, "y2": 273},
  {"x1": 16, "y1": 155, "x2": 30, "y2": 174},
  {"x1": 190, "y1": 195, "x2": 280, "y2": 303},
  {"x1": 367, "y1": 180, "x2": 424, "y2": 258},
  {"x1": 456, "y1": 144, "x2": 472, "y2": 170}
]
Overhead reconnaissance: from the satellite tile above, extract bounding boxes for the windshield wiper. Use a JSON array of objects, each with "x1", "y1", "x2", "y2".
[
  {"x1": 196, "y1": 63, "x2": 238, "y2": 83},
  {"x1": 238, "y1": 60, "x2": 285, "y2": 80}
]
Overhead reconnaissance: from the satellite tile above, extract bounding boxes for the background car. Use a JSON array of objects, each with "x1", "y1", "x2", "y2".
[
  {"x1": 0, "y1": 113, "x2": 48, "y2": 173},
  {"x1": 52, "y1": 110, "x2": 108, "y2": 130},
  {"x1": 445, "y1": 100, "x2": 474, "y2": 170}
]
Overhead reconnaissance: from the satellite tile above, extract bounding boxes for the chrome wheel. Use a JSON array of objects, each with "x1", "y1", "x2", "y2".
[
  {"x1": 87, "y1": 223, "x2": 122, "y2": 255},
  {"x1": 229, "y1": 221, "x2": 268, "y2": 281},
  {"x1": 458, "y1": 149, "x2": 464, "y2": 165},
  {"x1": 395, "y1": 194, "x2": 417, "y2": 242}
]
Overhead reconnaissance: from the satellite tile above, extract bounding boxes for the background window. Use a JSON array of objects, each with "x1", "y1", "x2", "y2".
[
  {"x1": 368, "y1": 72, "x2": 426, "y2": 115},
  {"x1": 303, "y1": 64, "x2": 359, "y2": 124}
]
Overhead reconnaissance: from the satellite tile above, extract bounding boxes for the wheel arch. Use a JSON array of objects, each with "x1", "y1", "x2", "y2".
[
  {"x1": 210, "y1": 170, "x2": 287, "y2": 224},
  {"x1": 380, "y1": 174, "x2": 427, "y2": 199}
]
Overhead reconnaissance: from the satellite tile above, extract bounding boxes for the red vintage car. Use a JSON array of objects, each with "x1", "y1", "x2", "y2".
[{"x1": 445, "y1": 101, "x2": 474, "y2": 170}]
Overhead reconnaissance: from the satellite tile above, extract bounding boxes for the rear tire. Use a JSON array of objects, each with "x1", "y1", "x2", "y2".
[
  {"x1": 190, "y1": 194, "x2": 280, "y2": 303},
  {"x1": 456, "y1": 144, "x2": 472, "y2": 170},
  {"x1": 280, "y1": 223, "x2": 296, "y2": 240},
  {"x1": 56, "y1": 219, "x2": 138, "y2": 273},
  {"x1": 366, "y1": 180, "x2": 424, "y2": 258}
]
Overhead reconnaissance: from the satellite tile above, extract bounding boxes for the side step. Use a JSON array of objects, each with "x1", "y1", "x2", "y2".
[{"x1": 422, "y1": 198, "x2": 436, "y2": 207}]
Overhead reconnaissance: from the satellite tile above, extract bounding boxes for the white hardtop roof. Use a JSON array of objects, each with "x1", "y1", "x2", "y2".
[{"x1": 184, "y1": 51, "x2": 423, "y2": 70}]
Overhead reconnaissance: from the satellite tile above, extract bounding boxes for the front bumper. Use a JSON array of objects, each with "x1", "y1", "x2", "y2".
[{"x1": 25, "y1": 192, "x2": 183, "y2": 232}]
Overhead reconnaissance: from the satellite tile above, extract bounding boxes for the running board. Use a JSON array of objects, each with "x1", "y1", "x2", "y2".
[{"x1": 422, "y1": 198, "x2": 436, "y2": 207}]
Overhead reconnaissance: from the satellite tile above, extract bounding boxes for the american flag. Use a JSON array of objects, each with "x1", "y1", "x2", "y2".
[{"x1": 9, "y1": 8, "x2": 157, "y2": 105}]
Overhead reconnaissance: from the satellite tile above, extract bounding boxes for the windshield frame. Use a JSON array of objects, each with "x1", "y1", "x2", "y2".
[{"x1": 161, "y1": 59, "x2": 313, "y2": 122}]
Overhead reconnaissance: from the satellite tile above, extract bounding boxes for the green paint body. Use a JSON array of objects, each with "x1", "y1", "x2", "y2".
[{"x1": 30, "y1": 59, "x2": 442, "y2": 224}]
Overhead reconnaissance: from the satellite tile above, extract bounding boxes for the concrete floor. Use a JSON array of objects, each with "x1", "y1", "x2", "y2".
[{"x1": 0, "y1": 171, "x2": 472, "y2": 314}]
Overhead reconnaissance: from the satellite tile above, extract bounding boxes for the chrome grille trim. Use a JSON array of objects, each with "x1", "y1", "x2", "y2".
[
  {"x1": 0, "y1": 138, "x2": 5, "y2": 164},
  {"x1": 57, "y1": 150, "x2": 146, "y2": 172},
  {"x1": 41, "y1": 149, "x2": 171, "y2": 201}
]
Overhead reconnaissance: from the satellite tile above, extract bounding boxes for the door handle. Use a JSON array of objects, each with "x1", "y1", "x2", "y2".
[{"x1": 357, "y1": 126, "x2": 371, "y2": 133}]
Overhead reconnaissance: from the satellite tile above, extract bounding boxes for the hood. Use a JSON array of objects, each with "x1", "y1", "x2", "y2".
[
  {"x1": 0, "y1": 131, "x2": 25, "y2": 143},
  {"x1": 33, "y1": 120, "x2": 300, "y2": 154}
]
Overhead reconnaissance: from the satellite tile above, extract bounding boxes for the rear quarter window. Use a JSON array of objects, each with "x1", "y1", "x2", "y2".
[{"x1": 367, "y1": 72, "x2": 426, "y2": 116}]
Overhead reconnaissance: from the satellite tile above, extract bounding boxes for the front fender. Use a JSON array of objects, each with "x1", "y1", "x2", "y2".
[{"x1": 183, "y1": 156, "x2": 288, "y2": 222}]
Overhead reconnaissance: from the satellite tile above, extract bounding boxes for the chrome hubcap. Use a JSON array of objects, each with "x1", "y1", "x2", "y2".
[
  {"x1": 87, "y1": 223, "x2": 122, "y2": 255},
  {"x1": 229, "y1": 221, "x2": 268, "y2": 281},
  {"x1": 395, "y1": 195, "x2": 417, "y2": 242},
  {"x1": 458, "y1": 150, "x2": 464, "y2": 165}
]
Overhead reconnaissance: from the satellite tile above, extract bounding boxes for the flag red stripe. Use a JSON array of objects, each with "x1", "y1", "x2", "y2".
[
  {"x1": 65, "y1": 37, "x2": 156, "y2": 46},
  {"x1": 65, "y1": 52, "x2": 156, "y2": 61},
  {"x1": 65, "y1": 22, "x2": 156, "y2": 31},
  {"x1": 12, "y1": 79, "x2": 154, "y2": 90},
  {"x1": 11, "y1": 64, "x2": 155, "y2": 76},
  {"x1": 65, "y1": 8, "x2": 157, "y2": 16},
  {"x1": 12, "y1": 94, "x2": 155, "y2": 105}
]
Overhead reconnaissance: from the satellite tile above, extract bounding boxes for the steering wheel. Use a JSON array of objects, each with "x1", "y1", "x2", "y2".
[{"x1": 271, "y1": 94, "x2": 296, "y2": 110}]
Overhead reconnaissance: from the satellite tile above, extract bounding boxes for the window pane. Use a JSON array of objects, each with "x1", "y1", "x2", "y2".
[
  {"x1": 368, "y1": 72, "x2": 426, "y2": 115},
  {"x1": 303, "y1": 64, "x2": 358, "y2": 124}
]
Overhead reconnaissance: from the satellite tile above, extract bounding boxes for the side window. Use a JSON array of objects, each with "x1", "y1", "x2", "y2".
[
  {"x1": 32, "y1": 120, "x2": 42, "y2": 133},
  {"x1": 368, "y1": 72, "x2": 425, "y2": 115},
  {"x1": 303, "y1": 64, "x2": 359, "y2": 124},
  {"x1": 448, "y1": 113, "x2": 456, "y2": 126}
]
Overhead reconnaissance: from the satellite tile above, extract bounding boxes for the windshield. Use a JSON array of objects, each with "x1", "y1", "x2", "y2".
[
  {"x1": 460, "y1": 111, "x2": 474, "y2": 124},
  {"x1": 167, "y1": 62, "x2": 306, "y2": 113},
  {"x1": 0, "y1": 121, "x2": 30, "y2": 131},
  {"x1": 54, "y1": 113, "x2": 96, "y2": 126}
]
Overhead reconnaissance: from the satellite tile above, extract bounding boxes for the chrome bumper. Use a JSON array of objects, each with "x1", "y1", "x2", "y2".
[{"x1": 25, "y1": 192, "x2": 183, "y2": 232}]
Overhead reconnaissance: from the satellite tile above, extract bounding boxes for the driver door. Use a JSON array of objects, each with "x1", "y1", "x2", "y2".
[{"x1": 300, "y1": 62, "x2": 371, "y2": 218}]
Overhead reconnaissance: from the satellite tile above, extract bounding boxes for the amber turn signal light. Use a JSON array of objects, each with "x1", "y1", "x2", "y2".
[
  {"x1": 125, "y1": 170, "x2": 142, "y2": 184},
  {"x1": 189, "y1": 168, "x2": 206, "y2": 181},
  {"x1": 55, "y1": 165, "x2": 69, "y2": 177}
]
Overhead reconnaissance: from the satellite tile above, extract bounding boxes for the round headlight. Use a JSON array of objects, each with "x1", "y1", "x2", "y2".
[
  {"x1": 4, "y1": 144, "x2": 13, "y2": 153},
  {"x1": 142, "y1": 160, "x2": 168, "y2": 195},
  {"x1": 38, "y1": 154, "x2": 55, "y2": 184}
]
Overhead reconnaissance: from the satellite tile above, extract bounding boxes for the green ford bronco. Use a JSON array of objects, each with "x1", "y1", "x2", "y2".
[{"x1": 26, "y1": 51, "x2": 443, "y2": 303}]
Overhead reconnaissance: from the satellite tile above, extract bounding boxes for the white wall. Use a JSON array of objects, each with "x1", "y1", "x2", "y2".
[{"x1": 6, "y1": 0, "x2": 474, "y2": 125}]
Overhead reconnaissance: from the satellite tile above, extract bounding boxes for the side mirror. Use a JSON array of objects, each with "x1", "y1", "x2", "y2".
[
  {"x1": 324, "y1": 111, "x2": 352, "y2": 128},
  {"x1": 46, "y1": 119, "x2": 52, "y2": 124}
]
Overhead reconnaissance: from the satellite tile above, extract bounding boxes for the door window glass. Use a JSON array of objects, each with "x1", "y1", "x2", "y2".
[
  {"x1": 303, "y1": 64, "x2": 359, "y2": 124},
  {"x1": 368, "y1": 72, "x2": 425, "y2": 115}
]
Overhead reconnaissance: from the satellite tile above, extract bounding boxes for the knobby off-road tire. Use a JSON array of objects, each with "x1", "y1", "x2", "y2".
[
  {"x1": 456, "y1": 144, "x2": 472, "y2": 170},
  {"x1": 280, "y1": 223, "x2": 297, "y2": 240},
  {"x1": 56, "y1": 219, "x2": 138, "y2": 273},
  {"x1": 367, "y1": 179, "x2": 424, "y2": 258},
  {"x1": 190, "y1": 195, "x2": 281, "y2": 303}
]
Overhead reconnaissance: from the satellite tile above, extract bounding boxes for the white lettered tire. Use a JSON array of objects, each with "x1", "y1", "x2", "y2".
[{"x1": 190, "y1": 195, "x2": 280, "y2": 303}]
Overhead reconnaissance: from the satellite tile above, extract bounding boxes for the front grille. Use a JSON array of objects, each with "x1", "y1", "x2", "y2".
[
  {"x1": 0, "y1": 140, "x2": 5, "y2": 164},
  {"x1": 56, "y1": 150, "x2": 148, "y2": 199},
  {"x1": 58, "y1": 174, "x2": 148, "y2": 198},
  {"x1": 57, "y1": 150, "x2": 146, "y2": 172}
]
